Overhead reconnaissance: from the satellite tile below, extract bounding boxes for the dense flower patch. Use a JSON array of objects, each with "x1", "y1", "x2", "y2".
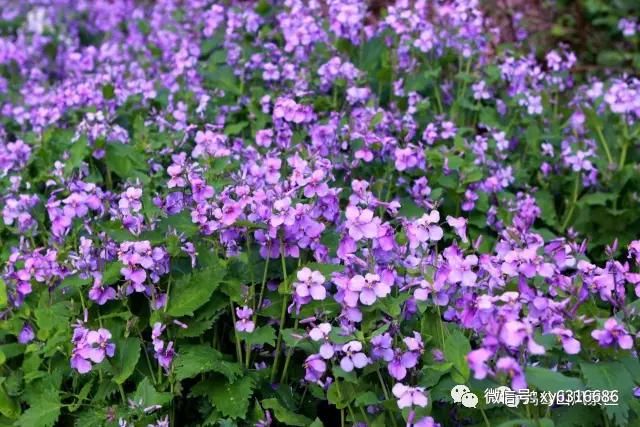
[{"x1": 0, "y1": 1, "x2": 639, "y2": 426}]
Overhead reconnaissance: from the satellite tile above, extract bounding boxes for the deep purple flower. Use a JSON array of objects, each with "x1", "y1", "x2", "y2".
[
  {"x1": 18, "y1": 323, "x2": 35, "y2": 344},
  {"x1": 371, "y1": 333, "x2": 394, "y2": 362}
]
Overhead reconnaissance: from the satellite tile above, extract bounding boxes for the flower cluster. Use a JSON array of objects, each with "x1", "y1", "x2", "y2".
[{"x1": 1, "y1": 1, "x2": 640, "y2": 426}]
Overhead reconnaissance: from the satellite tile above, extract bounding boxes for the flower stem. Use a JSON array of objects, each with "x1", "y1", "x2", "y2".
[
  {"x1": 561, "y1": 174, "x2": 580, "y2": 231},
  {"x1": 270, "y1": 244, "x2": 289, "y2": 383},
  {"x1": 594, "y1": 123, "x2": 614, "y2": 165},
  {"x1": 229, "y1": 301, "x2": 243, "y2": 363}
]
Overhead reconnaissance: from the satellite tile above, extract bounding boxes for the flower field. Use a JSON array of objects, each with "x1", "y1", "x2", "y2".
[{"x1": 0, "y1": 1, "x2": 639, "y2": 426}]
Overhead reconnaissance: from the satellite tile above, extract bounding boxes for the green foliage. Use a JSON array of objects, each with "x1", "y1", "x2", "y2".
[{"x1": 167, "y1": 260, "x2": 226, "y2": 317}]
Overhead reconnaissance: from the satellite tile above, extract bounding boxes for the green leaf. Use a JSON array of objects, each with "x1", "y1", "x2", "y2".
[
  {"x1": 580, "y1": 362, "x2": 633, "y2": 426},
  {"x1": 16, "y1": 396, "x2": 60, "y2": 427},
  {"x1": 65, "y1": 137, "x2": 89, "y2": 175},
  {"x1": 102, "y1": 83, "x2": 115, "y2": 99},
  {"x1": 0, "y1": 382, "x2": 19, "y2": 419},
  {"x1": 134, "y1": 377, "x2": 171, "y2": 407},
  {"x1": 398, "y1": 197, "x2": 425, "y2": 218},
  {"x1": 0, "y1": 278, "x2": 7, "y2": 309},
  {"x1": 111, "y1": 337, "x2": 140, "y2": 384},
  {"x1": 419, "y1": 363, "x2": 453, "y2": 388},
  {"x1": 167, "y1": 260, "x2": 226, "y2": 317},
  {"x1": 369, "y1": 111, "x2": 384, "y2": 128},
  {"x1": 354, "y1": 391, "x2": 379, "y2": 407},
  {"x1": 69, "y1": 379, "x2": 94, "y2": 413},
  {"x1": 444, "y1": 330, "x2": 471, "y2": 383},
  {"x1": 239, "y1": 325, "x2": 276, "y2": 347},
  {"x1": 261, "y1": 398, "x2": 313, "y2": 426},
  {"x1": 525, "y1": 367, "x2": 584, "y2": 393},
  {"x1": 18, "y1": 377, "x2": 61, "y2": 427},
  {"x1": 208, "y1": 376, "x2": 255, "y2": 419},
  {"x1": 206, "y1": 66, "x2": 242, "y2": 95},
  {"x1": 536, "y1": 190, "x2": 559, "y2": 227},
  {"x1": 224, "y1": 121, "x2": 248, "y2": 136},
  {"x1": 34, "y1": 299, "x2": 70, "y2": 339},
  {"x1": 174, "y1": 345, "x2": 242, "y2": 382},
  {"x1": 579, "y1": 192, "x2": 617, "y2": 206},
  {"x1": 327, "y1": 382, "x2": 355, "y2": 409},
  {"x1": 105, "y1": 143, "x2": 148, "y2": 180}
]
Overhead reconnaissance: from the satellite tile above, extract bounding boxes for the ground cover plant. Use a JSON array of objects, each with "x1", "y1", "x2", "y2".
[{"x1": 0, "y1": 1, "x2": 640, "y2": 426}]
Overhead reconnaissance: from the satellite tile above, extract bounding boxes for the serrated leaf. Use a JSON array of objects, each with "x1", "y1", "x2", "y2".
[
  {"x1": 580, "y1": 362, "x2": 633, "y2": 426},
  {"x1": 111, "y1": 337, "x2": 140, "y2": 384},
  {"x1": 16, "y1": 397, "x2": 60, "y2": 427},
  {"x1": 208, "y1": 376, "x2": 255, "y2": 419},
  {"x1": 261, "y1": 398, "x2": 313, "y2": 426},
  {"x1": 174, "y1": 345, "x2": 242, "y2": 382},
  {"x1": 167, "y1": 260, "x2": 226, "y2": 317},
  {"x1": 18, "y1": 376, "x2": 61, "y2": 427}
]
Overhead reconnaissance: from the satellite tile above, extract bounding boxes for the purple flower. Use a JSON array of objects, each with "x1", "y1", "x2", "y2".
[
  {"x1": 235, "y1": 306, "x2": 255, "y2": 333},
  {"x1": 304, "y1": 354, "x2": 327, "y2": 383},
  {"x1": 388, "y1": 351, "x2": 408, "y2": 380},
  {"x1": 18, "y1": 323, "x2": 35, "y2": 344},
  {"x1": 446, "y1": 216, "x2": 468, "y2": 243},
  {"x1": 340, "y1": 341, "x2": 368, "y2": 372},
  {"x1": 499, "y1": 320, "x2": 545, "y2": 355},
  {"x1": 309, "y1": 323, "x2": 334, "y2": 359},
  {"x1": 88, "y1": 274, "x2": 116, "y2": 305},
  {"x1": 550, "y1": 327, "x2": 581, "y2": 354},
  {"x1": 467, "y1": 348, "x2": 493, "y2": 380},
  {"x1": 392, "y1": 383, "x2": 428, "y2": 409},
  {"x1": 70, "y1": 325, "x2": 115, "y2": 374},
  {"x1": 295, "y1": 268, "x2": 326, "y2": 301},
  {"x1": 496, "y1": 357, "x2": 526, "y2": 390},
  {"x1": 371, "y1": 333, "x2": 394, "y2": 362},
  {"x1": 345, "y1": 206, "x2": 379, "y2": 241},
  {"x1": 355, "y1": 273, "x2": 391, "y2": 306},
  {"x1": 155, "y1": 341, "x2": 175, "y2": 370},
  {"x1": 406, "y1": 211, "x2": 443, "y2": 249},
  {"x1": 591, "y1": 318, "x2": 634, "y2": 350}
]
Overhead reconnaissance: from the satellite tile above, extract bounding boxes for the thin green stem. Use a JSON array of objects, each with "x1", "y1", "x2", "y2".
[
  {"x1": 270, "y1": 244, "x2": 289, "y2": 383},
  {"x1": 561, "y1": 174, "x2": 580, "y2": 231},
  {"x1": 480, "y1": 408, "x2": 491, "y2": 427},
  {"x1": 280, "y1": 317, "x2": 299, "y2": 384},
  {"x1": 229, "y1": 301, "x2": 243, "y2": 363},
  {"x1": 376, "y1": 369, "x2": 398, "y2": 427},
  {"x1": 594, "y1": 123, "x2": 614, "y2": 165},
  {"x1": 619, "y1": 120, "x2": 631, "y2": 169}
]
